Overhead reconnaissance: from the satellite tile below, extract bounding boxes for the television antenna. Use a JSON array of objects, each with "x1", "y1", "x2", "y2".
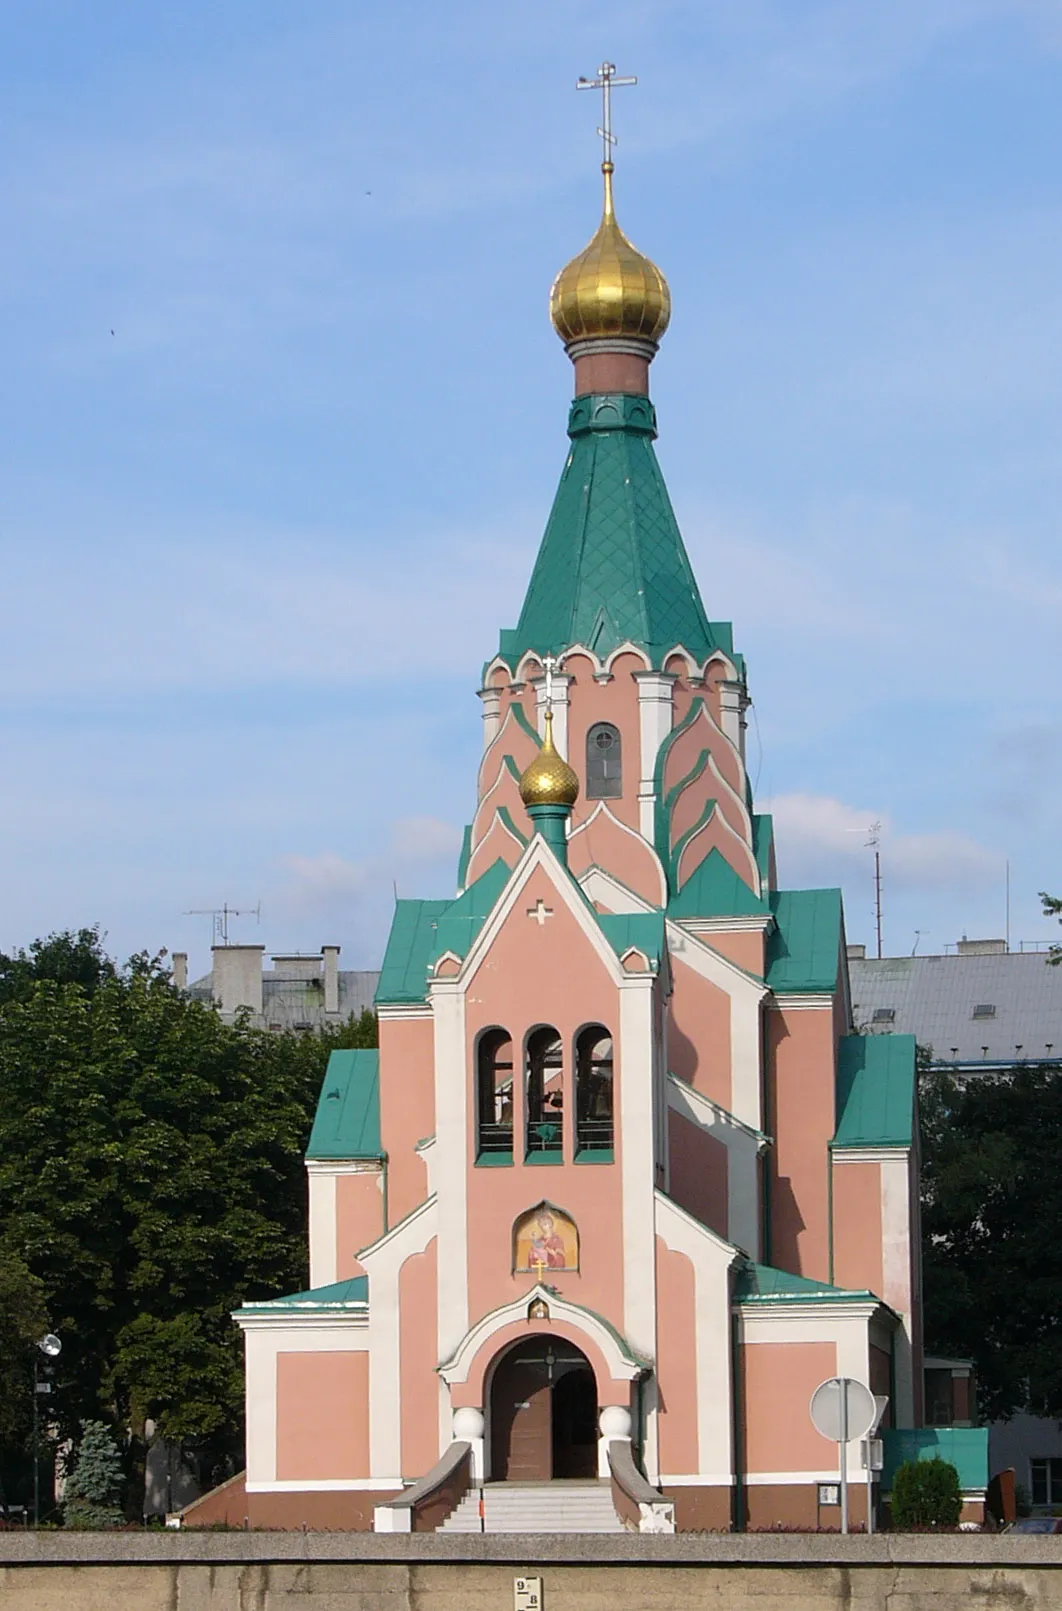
[
  {"x1": 866, "y1": 822, "x2": 883, "y2": 959},
  {"x1": 185, "y1": 901, "x2": 261, "y2": 946}
]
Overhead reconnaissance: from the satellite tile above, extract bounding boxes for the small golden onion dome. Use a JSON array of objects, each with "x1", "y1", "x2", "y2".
[
  {"x1": 550, "y1": 163, "x2": 670, "y2": 346},
  {"x1": 519, "y1": 710, "x2": 580, "y2": 809}
]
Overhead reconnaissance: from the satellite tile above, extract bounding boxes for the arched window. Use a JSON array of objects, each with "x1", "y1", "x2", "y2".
[
  {"x1": 525, "y1": 1026, "x2": 564, "y2": 1158},
  {"x1": 575, "y1": 1025, "x2": 613, "y2": 1154},
  {"x1": 586, "y1": 723, "x2": 622, "y2": 799},
  {"x1": 477, "y1": 1028, "x2": 514, "y2": 1157}
]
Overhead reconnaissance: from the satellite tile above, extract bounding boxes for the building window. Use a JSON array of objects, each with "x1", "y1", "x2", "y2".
[
  {"x1": 972, "y1": 1004, "x2": 996, "y2": 1019},
  {"x1": 1031, "y1": 1459, "x2": 1062, "y2": 1508},
  {"x1": 872, "y1": 1007, "x2": 895, "y2": 1024},
  {"x1": 586, "y1": 723, "x2": 622, "y2": 799},
  {"x1": 526, "y1": 1027, "x2": 564, "y2": 1157},
  {"x1": 575, "y1": 1025, "x2": 614, "y2": 1155},
  {"x1": 477, "y1": 1028, "x2": 514, "y2": 1157}
]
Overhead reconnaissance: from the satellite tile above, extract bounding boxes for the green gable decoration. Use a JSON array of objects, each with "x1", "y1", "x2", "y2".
[
  {"x1": 499, "y1": 394, "x2": 718, "y2": 669},
  {"x1": 834, "y1": 1033, "x2": 917, "y2": 1149}
]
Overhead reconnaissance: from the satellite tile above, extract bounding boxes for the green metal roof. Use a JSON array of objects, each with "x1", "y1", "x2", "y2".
[
  {"x1": 375, "y1": 898, "x2": 450, "y2": 1005},
  {"x1": 834, "y1": 1033, "x2": 916, "y2": 1149},
  {"x1": 597, "y1": 910, "x2": 665, "y2": 967},
  {"x1": 733, "y1": 1262, "x2": 877, "y2": 1305},
  {"x1": 881, "y1": 1427, "x2": 989, "y2": 1493},
  {"x1": 766, "y1": 888, "x2": 843, "y2": 994},
  {"x1": 499, "y1": 394, "x2": 717, "y2": 669},
  {"x1": 306, "y1": 1050, "x2": 381, "y2": 1161},
  {"x1": 429, "y1": 859, "x2": 511, "y2": 966},
  {"x1": 240, "y1": 1276, "x2": 369, "y2": 1315},
  {"x1": 376, "y1": 862, "x2": 512, "y2": 1006},
  {"x1": 668, "y1": 847, "x2": 767, "y2": 920}
]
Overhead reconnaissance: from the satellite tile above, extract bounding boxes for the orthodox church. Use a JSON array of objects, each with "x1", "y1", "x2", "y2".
[{"x1": 187, "y1": 91, "x2": 933, "y2": 1533}]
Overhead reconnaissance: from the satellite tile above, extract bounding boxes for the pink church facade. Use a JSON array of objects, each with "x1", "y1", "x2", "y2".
[{"x1": 188, "y1": 148, "x2": 932, "y2": 1534}]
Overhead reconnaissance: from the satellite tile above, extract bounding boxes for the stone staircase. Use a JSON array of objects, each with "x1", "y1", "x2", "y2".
[{"x1": 439, "y1": 1481, "x2": 625, "y2": 1533}]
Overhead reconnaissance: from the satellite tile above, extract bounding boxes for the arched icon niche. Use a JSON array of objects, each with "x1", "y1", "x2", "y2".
[{"x1": 512, "y1": 1202, "x2": 579, "y2": 1275}]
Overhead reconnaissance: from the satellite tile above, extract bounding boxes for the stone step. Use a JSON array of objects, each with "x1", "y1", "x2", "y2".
[{"x1": 439, "y1": 1483, "x2": 624, "y2": 1534}]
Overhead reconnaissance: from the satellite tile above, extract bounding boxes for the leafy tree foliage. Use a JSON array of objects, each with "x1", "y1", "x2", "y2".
[
  {"x1": 890, "y1": 1457, "x2": 962, "y2": 1529},
  {"x1": 63, "y1": 1420, "x2": 125, "y2": 1529},
  {"x1": 921, "y1": 1061, "x2": 1062, "y2": 1419},
  {"x1": 1041, "y1": 891, "x2": 1062, "y2": 966},
  {"x1": 0, "y1": 932, "x2": 377, "y2": 1501},
  {"x1": 0, "y1": 1249, "x2": 48, "y2": 1447},
  {"x1": 0, "y1": 926, "x2": 116, "y2": 1005}
]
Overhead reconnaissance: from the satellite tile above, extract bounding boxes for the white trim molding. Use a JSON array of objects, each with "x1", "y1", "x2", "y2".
[
  {"x1": 438, "y1": 1284, "x2": 649, "y2": 1386},
  {"x1": 654, "y1": 1190, "x2": 741, "y2": 1484}
]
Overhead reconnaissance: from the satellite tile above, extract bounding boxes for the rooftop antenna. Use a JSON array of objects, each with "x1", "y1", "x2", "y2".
[
  {"x1": 577, "y1": 60, "x2": 637, "y2": 168},
  {"x1": 185, "y1": 901, "x2": 261, "y2": 946},
  {"x1": 1005, "y1": 858, "x2": 1011, "y2": 953},
  {"x1": 911, "y1": 930, "x2": 928, "y2": 957},
  {"x1": 866, "y1": 822, "x2": 883, "y2": 959}
]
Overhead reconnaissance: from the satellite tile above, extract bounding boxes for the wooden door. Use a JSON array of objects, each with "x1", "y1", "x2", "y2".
[{"x1": 490, "y1": 1350, "x2": 552, "y2": 1481}]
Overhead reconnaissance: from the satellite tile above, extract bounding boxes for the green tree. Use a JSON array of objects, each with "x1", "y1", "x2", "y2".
[
  {"x1": 63, "y1": 1420, "x2": 125, "y2": 1529},
  {"x1": 0, "y1": 926, "x2": 116, "y2": 1005},
  {"x1": 0, "y1": 1249, "x2": 48, "y2": 1447},
  {"x1": 921, "y1": 1060, "x2": 1062, "y2": 1419},
  {"x1": 891, "y1": 1457, "x2": 962, "y2": 1529},
  {"x1": 0, "y1": 934, "x2": 377, "y2": 1504},
  {"x1": 1041, "y1": 892, "x2": 1062, "y2": 965}
]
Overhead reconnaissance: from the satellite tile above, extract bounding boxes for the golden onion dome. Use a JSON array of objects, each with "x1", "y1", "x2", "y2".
[
  {"x1": 519, "y1": 709, "x2": 580, "y2": 809},
  {"x1": 550, "y1": 163, "x2": 670, "y2": 346}
]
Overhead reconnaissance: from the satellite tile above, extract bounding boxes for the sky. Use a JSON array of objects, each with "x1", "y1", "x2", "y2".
[{"x1": 3, "y1": 0, "x2": 1062, "y2": 978}]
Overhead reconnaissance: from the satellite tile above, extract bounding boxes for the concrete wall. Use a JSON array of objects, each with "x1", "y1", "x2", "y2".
[{"x1": 3, "y1": 1533, "x2": 1062, "y2": 1611}]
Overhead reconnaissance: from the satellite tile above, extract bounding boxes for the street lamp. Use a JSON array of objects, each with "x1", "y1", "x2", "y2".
[{"x1": 32, "y1": 1334, "x2": 61, "y2": 1527}]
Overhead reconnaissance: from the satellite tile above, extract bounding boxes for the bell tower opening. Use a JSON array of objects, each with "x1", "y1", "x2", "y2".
[{"x1": 488, "y1": 1338, "x2": 598, "y2": 1481}]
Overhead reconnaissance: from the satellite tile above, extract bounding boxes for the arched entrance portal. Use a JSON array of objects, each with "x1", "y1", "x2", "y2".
[{"x1": 489, "y1": 1337, "x2": 598, "y2": 1481}]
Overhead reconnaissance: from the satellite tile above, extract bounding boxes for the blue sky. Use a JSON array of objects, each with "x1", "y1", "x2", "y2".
[{"x1": 3, "y1": 0, "x2": 1062, "y2": 977}]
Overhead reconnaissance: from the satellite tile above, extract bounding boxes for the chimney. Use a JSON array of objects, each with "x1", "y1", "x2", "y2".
[
  {"x1": 956, "y1": 939, "x2": 1007, "y2": 957},
  {"x1": 211, "y1": 945, "x2": 265, "y2": 1016},
  {"x1": 323, "y1": 945, "x2": 340, "y2": 1014},
  {"x1": 171, "y1": 952, "x2": 188, "y2": 991},
  {"x1": 846, "y1": 944, "x2": 867, "y2": 961}
]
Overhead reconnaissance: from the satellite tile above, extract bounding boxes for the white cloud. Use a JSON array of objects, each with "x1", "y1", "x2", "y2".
[
  {"x1": 768, "y1": 792, "x2": 1000, "y2": 889},
  {"x1": 281, "y1": 852, "x2": 369, "y2": 910},
  {"x1": 390, "y1": 816, "x2": 463, "y2": 864}
]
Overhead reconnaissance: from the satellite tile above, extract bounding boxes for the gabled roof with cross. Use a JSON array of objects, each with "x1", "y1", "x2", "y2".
[{"x1": 375, "y1": 844, "x2": 667, "y2": 1007}]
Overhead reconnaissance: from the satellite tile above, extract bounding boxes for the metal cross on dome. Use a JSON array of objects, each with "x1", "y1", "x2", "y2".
[{"x1": 577, "y1": 60, "x2": 637, "y2": 167}]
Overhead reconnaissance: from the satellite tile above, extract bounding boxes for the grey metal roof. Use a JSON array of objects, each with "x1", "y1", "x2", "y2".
[
  {"x1": 849, "y1": 952, "x2": 1062, "y2": 1068},
  {"x1": 189, "y1": 969, "x2": 380, "y2": 1030}
]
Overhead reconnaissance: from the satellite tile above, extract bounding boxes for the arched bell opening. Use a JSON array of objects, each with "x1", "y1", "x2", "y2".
[{"x1": 488, "y1": 1336, "x2": 598, "y2": 1482}]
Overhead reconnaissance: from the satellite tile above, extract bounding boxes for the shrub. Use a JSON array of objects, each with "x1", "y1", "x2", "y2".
[
  {"x1": 891, "y1": 1457, "x2": 962, "y2": 1529},
  {"x1": 63, "y1": 1421, "x2": 124, "y2": 1529}
]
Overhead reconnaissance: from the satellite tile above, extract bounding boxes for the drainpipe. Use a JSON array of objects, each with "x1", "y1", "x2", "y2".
[{"x1": 730, "y1": 1307, "x2": 745, "y2": 1533}]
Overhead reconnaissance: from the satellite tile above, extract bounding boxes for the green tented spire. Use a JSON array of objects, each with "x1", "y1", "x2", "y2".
[{"x1": 499, "y1": 393, "x2": 716, "y2": 670}]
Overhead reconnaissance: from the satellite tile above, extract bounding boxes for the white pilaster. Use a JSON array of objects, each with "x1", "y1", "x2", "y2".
[
  {"x1": 307, "y1": 1167, "x2": 337, "y2": 1288},
  {"x1": 881, "y1": 1153, "x2": 916, "y2": 1424},
  {"x1": 634, "y1": 672, "x2": 675, "y2": 839},
  {"x1": 478, "y1": 685, "x2": 503, "y2": 750},
  {"x1": 718, "y1": 679, "x2": 747, "y2": 762},
  {"x1": 431, "y1": 984, "x2": 469, "y2": 1356},
  {"x1": 619, "y1": 977, "x2": 659, "y2": 1363}
]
